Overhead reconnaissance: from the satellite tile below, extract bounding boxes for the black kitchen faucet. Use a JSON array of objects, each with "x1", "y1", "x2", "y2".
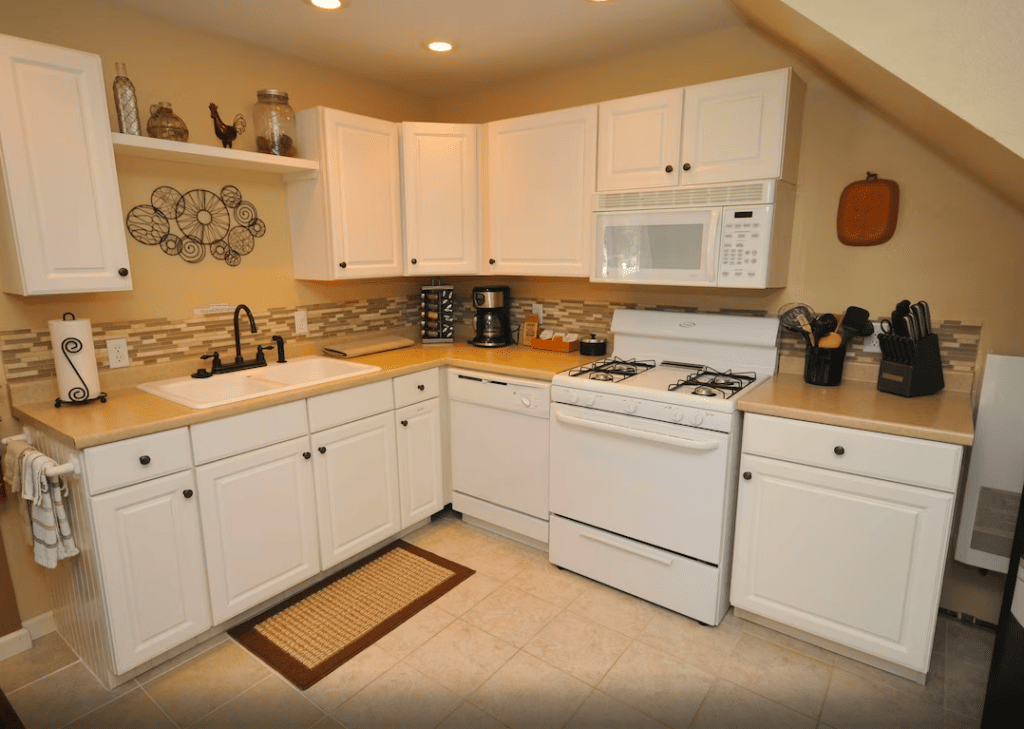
[{"x1": 191, "y1": 304, "x2": 280, "y2": 378}]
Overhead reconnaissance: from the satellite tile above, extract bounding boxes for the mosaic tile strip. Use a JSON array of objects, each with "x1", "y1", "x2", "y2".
[{"x1": 1, "y1": 296, "x2": 419, "y2": 383}]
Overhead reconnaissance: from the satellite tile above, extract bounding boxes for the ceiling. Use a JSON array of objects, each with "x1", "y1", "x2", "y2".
[{"x1": 108, "y1": 0, "x2": 744, "y2": 97}]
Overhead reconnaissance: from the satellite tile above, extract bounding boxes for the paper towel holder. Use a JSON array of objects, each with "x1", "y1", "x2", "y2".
[{"x1": 53, "y1": 312, "x2": 107, "y2": 409}]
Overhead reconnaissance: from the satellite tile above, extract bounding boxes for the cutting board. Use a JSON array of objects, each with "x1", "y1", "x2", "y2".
[{"x1": 323, "y1": 334, "x2": 415, "y2": 358}]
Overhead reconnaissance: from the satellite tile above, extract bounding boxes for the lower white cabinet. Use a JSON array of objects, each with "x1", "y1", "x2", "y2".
[
  {"x1": 92, "y1": 470, "x2": 210, "y2": 674},
  {"x1": 731, "y1": 414, "x2": 961, "y2": 675},
  {"x1": 312, "y1": 412, "x2": 401, "y2": 570},
  {"x1": 196, "y1": 436, "x2": 320, "y2": 625},
  {"x1": 395, "y1": 398, "x2": 444, "y2": 528}
]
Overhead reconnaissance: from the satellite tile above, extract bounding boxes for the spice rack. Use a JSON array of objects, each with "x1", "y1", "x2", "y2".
[{"x1": 420, "y1": 284, "x2": 454, "y2": 344}]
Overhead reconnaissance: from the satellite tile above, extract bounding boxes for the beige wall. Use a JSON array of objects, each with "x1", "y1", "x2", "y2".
[{"x1": 1, "y1": 5, "x2": 1017, "y2": 623}]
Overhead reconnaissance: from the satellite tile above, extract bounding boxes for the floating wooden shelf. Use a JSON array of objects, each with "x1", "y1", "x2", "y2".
[{"x1": 111, "y1": 132, "x2": 319, "y2": 178}]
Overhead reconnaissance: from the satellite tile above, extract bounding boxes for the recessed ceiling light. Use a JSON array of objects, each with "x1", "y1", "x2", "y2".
[
  {"x1": 307, "y1": 0, "x2": 345, "y2": 10},
  {"x1": 427, "y1": 41, "x2": 454, "y2": 53}
]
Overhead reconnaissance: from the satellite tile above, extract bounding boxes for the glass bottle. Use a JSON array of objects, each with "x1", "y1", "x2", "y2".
[
  {"x1": 253, "y1": 90, "x2": 297, "y2": 157},
  {"x1": 112, "y1": 62, "x2": 141, "y2": 135},
  {"x1": 146, "y1": 102, "x2": 188, "y2": 143}
]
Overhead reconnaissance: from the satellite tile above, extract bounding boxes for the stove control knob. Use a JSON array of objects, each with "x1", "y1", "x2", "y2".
[
  {"x1": 671, "y1": 409, "x2": 684, "y2": 423},
  {"x1": 690, "y1": 413, "x2": 704, "y2": 426},
  {"x1": 625, "y1": 401, "x2": 638, "y2": 414},
  {"x1": 582, "y1": 393, "x2": 596, "y2": 407},
  {"x1": 568, "y1": 391, "x2": 580, "y2": 404},
  {"x1": 520, "y1": 396, "x2": 532, "y2": 408}
]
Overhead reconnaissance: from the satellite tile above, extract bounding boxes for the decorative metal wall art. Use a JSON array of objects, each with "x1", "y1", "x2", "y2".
[
  {"x1": 209, "y1": 103, "x2": 246, "y2": 148},
  {"x1": 126, "y1": 185, "x2": 266, "y2": 267}
]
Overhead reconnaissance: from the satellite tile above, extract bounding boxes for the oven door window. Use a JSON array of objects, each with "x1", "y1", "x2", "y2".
[{"x1": 593, "y1": 209, "x2": 721, "y2": 285}]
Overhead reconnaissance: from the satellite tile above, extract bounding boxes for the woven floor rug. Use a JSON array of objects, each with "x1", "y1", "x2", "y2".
[{"x1": 230, "y1": 540, "x2": 474, "y2": 689}]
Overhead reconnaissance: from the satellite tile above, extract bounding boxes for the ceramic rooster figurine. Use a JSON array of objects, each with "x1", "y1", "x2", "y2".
[{"x1": 209, "y1": 103, "x2": 246, "y2": 149}]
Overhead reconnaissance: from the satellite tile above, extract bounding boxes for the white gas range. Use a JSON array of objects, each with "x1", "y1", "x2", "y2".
[{"x1": 548, "y1": 309, "x2": 779, "y2": 626}]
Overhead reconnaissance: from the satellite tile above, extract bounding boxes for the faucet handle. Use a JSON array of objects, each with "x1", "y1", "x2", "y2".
[{"x1": 200, "y1": 351, "x2": 222, "y2": 364}]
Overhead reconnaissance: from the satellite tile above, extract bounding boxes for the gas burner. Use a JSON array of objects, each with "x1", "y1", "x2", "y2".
[
  {"x1": 591, "y1": 372, "x2": 614, "y2": 381},
  {"x1": 693, "y1": 386, "x2": 718, "y2": 397},
  {"x1": 712, "y1": 376, "x2": 734, "y2": 385},
  {"x1": 666, "y1": 364, "x2": 757, "y2": 399},
  {"x1": 568, "y1": 357, "x2": 656, "y2": 383}
]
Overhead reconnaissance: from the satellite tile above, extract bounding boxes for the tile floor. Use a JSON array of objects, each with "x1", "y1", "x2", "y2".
[{"x1": 0, "y1": 515, "x2": 996, "y2": 729}]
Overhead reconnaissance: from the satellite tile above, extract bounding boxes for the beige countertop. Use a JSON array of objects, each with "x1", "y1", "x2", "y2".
[
  {"x1": 11, "y1": 343, "x2": 601, "y2": 450},
  {"x1": 737, "y1": 373, "x2": 974, "y2": 446}
]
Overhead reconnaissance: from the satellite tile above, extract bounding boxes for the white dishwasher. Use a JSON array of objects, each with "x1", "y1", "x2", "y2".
[{"x1": 448, "y1": 368, "x2": 551, "y2": 543}]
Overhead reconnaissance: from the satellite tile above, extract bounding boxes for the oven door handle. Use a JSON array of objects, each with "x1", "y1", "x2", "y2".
[
  {"x1": 579, "y1": 530, "x2": 674, "y2": 566},
  {"x1": 555, "y1": 411, "x2": 720, "y2": 451}
]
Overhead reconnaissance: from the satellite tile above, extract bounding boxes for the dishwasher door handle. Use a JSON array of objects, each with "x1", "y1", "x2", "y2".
[
  {"x1": 579, "y1": 530, "x2": 674, "y2": 566},
  {"x1": 555, "y1": 411, "x2": 720, "y2": 451}
]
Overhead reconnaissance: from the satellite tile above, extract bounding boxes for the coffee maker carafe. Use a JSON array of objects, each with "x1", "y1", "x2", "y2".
[{"x1": 470, "y1": 286, "x2": 512, "y2": 348}]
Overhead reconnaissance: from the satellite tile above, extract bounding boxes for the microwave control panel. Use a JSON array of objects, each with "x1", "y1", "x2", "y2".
[{"x1": 717, "y1": 205, "x2": 774, "y2": 288}]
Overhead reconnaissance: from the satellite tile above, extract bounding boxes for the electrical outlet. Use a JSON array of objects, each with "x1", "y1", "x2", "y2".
[
  {"x1": 107, "y1": 338, "x2": 130, "y2": 368},
  {"x1": 294, "y1": 310, "x2": 308, "y2": 335},
  {"x1": 863, "y1": 321, "x2": 882, "y2": 354},
  {"x1": 531, "y1": 302, "x2": 544, "y2": 324}
]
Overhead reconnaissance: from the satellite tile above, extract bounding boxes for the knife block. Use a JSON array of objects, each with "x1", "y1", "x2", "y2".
[{"x1": 877, "y1": 332, "x2": 944, "y2": 397}]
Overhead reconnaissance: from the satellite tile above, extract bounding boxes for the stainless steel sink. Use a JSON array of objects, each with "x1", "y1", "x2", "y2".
[{"x1": 138, "y1": 356, "x2": 380, "y2": 409}]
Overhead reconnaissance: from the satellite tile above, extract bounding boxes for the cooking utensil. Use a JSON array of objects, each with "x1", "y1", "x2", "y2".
[
  {"x1": 817, "y1": 332, "x2": 843, "y2": 348},
  {"x1": 838, "y1": 305, "x2": 870, "y2": 345},
  {"x1": 812, "y1": 313, "x2": 838, "y2": 342},
  {"x1": 778, "y1": 303, "x2": 816, "y2": 345}
]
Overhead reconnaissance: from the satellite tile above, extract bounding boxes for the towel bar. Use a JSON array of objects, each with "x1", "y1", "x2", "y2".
[{"x1": 2, "y1": 432, "x2": 80, "y2": 477}]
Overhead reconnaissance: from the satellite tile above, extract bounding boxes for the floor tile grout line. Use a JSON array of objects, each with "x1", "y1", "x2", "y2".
[
  {"x1": 135, "y1": 680, "x2": 187, "y2": 729},
  {"x1": 4, "y1": 658, "x2": 83, "y2": 698},
  {"x1": 224, "y1": 633, "x2": 332, "y2": 721},
  {"x1": 53, "y1": 676, "x2": 142, "y2": 729},
  {"x1": 177, "y1": 672, "x2": 275, "y2": 729}
]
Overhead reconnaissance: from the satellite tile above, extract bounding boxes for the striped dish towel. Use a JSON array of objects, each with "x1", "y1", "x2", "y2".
[{"x1": 20, "y1": 450, "x2": 79, "y2": 569}]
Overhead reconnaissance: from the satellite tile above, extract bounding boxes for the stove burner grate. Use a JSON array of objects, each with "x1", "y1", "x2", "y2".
[
  {"x1": 568, "y1": 357, "x2": 656, "y2": 383},
  {"x1": 665, "y1": 363, "x2": 757, "y2": 399}
]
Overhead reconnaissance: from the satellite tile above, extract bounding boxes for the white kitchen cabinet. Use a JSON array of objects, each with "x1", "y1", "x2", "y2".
[
  {"x1": 196, "y1": 436, "x2": 320, "y2": 625},
  {"x1": 595, "y1": 69, "x2": 802, "y2": 192},
  {"x1": 311, "y1": 412, "x2": 401, "y2": 570},
  {"x1": 395, "y1": 398, "x2": 444, "y2": 528},
  {"x1": 597, "y1": 88, "x2": 684, "y2": 191},
  {"x1": 731, "y1": 414, "x2": 962, "y2": 678},
  {"x1": 92, "y1": 470, "x2": 210, "y2": 674},
  {"x1": 288, "y1": 107, "x2": 403, "y2": 280},
  {"x1": 485, "y1": 104, "x2": 597, "y2": 277},
  {"x1": 400, "y1": 122, "x2": 480, "y2": 276},
  {"x1": 0, "y1": 34, "x2": 131, "y2": 295}
]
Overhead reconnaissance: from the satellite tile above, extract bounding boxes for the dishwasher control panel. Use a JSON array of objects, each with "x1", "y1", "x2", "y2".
[{"x1": 447, "y1": 368, "x2": 551, "y2": 417}]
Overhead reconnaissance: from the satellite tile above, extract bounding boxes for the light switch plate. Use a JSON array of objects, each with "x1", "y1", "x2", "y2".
[
  {"x1": 107, "y1": 338, "x2": 130, "y2": 368},
  {"x1": 294, "y1": 310, "x2": 308, "y2": 335},
  {"x1": 531, "y1": 303, "x2": 544, "y2": 324}
]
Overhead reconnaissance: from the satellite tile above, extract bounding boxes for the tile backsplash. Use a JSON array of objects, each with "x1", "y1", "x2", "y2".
[{"x1": 1, "y1": 293, "x2": 981, "y2": 385}]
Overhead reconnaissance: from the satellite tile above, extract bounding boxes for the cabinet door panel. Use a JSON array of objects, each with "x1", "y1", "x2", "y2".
[
  {"x1": 597, "y1": 88, "x2": 683, "y2": 191},
  {"x1": 92, "y1": 471, "x2": 209, "y2": 672},
  {"x1": 396, "y1": 399, "x2": 443, "y2": 527},
  {"x1": 486, "y1": 105, "x2": 596, "y2": 276},
  {"x1": 680, "y1": 69, "x2": 789, "y2": 186},
  {"x1": 197, "y1": 436, "x2": 319, "y2": 624},
  {"x1": 732, "y1": 454, "x2": 953, "y2": 671},
  {"x1": 312, "y1": 413, "x2": 400, "y2": 569},
  {"x1": 0, "y1": 35, "x2": 130, "y2": 295},
  {"x1": 401, "y1": 122, "x2": 480, "y2": 275}
]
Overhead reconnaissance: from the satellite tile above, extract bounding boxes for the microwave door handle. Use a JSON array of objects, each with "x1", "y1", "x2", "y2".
[{"x1": 555, "y1": 411, "x2": 720, "y2": 451}]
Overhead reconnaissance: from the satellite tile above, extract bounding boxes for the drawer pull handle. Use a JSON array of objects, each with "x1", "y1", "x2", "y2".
[
  {"x1": 489, "y1": 258, "x2": 496, "y2": 265},
  {"x1": 682, "y1": 162, "x2": 691, "y2": 171},
  {"x1": 318, "y1": 446, "x2": 327, "y2": 454},
  {"x1": 182, "y1": 489, "x2": 193, "y2": 499},
  {"x1": 417, "y1": 384, "x2": 425, "y2": 391},
  {"x1": 742, "y1": 471, "x2": 752, "y2": 480},
  {"x1": 339, "y1": 262, "x2": 347, "y2": 268},
  {"x1": 834, "y1": 446, "x2": 845, "y2": 455},
  {"x1": 411, "y1": 258, "x2": 417, "y2": 264},
  {"x1": 401, "y1": 420, "x2": 409, "y2": 427},
  {"x1": 665, "y1": 165, "x2": 673, "y2": 173},
  {"x1": 580, "y1": 530, "x2": 673, "y2": 566},
  {"x1": 139, "y1": 455, "x2": 151, "y2": 465},
  {"x1": 303, "y1": 451, "x2": 312, "y2": 459},
  {"x1": 118, "y1": 267, "x2": 129, "y2": 277}
]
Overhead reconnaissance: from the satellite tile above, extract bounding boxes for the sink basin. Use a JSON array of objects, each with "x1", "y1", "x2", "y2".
[{"x1": 138, "y1": 356, "x2": 380, "y2": 409}]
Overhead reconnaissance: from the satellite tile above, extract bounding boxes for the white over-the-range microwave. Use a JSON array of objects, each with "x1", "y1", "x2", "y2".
[{"x1": 591, "y1": 179, "x2": 796, "y2": 288}]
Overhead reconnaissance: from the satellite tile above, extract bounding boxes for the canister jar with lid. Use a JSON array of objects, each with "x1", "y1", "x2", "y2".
[{"x1": 253, "y1": 89, "x2": 297, "y2": 157}]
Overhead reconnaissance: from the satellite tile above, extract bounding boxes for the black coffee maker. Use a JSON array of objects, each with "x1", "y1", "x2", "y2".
[{"x1": 470, "y1": 286, "x2": 512, "y2": 347}]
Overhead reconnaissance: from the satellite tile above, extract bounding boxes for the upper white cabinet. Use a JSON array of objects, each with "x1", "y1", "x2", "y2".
[
  {"x1": 597, "y1": 88, "x2": 684, "y2": 191},
  {"x1": 288, "y1": 107, "x2": 403, "y2": 280},
  {"x1": 596, "y1": 68, "x2": 803, "y2": 191},
  {"x1": 485, "y1": 105, "x2": 597, "y2": 277},
  {"x1": 400, "y1": 122, "x2": 480, "y2": 276},
  {"x1": 0, "y1": 34, "x2": 131, "y2": 295}
]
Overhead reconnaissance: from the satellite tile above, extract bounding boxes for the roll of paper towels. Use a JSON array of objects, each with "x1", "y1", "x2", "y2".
[{"x1": 49, "y1": 314, "x2": 101, "y2": 404}]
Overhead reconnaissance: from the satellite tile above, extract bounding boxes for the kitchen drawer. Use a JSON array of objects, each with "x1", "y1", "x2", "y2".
[
  {"x1": 742, "y1": 414, "x2": 963, "y2": 492},
  {"x1": 84, "y1": 428, "x2": 192, "y2": 496},
  {"x1": 190, "y1": 400, "x2": 308, "y2": 465},
  {"x1": 393, "y1": 368, "x2": 440, "y2": 408},
  {"x1": 307, "y1": 380, "x2": 394, "y2": 433}
]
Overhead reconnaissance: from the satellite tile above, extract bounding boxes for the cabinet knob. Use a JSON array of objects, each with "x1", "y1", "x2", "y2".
[
  {"x1": 139, "y1": 455, "x2": 151, "y2": 465},
  {"x1": 401, "y1": 420, "x2": 409, "y2": 427},
  {"x1": 303, "y1": 451, "x2": 312, "y2": 459},
  {"x1": 665, "y1": 165, "x2": 673, "y2": 173},
  {"x1": 118, "y1": 267, "x2": 129, "y2": 277},
  {"x1": 318, "y1": 446, "x2": 326, "y2": 454},
  {"x1": 411, "y1": 258, "x2": 417, "y2": 265},
  {"x1": 742, "y1": 472, "x2": 752, "y2": 480},
  {"x1": 339, "y1": 262, "x2": 347, "y2": 268},
  {"x1": 417, "y1": 384, "x2": 425, "y2": 391},
  {"x1": 834, "y1": 446, "x2": 845, "y2": 455},
  {"x1": 682, "y1": 163, "x2": 691, "y2": 171},
  {"x1": 489, "y1": 258, "x2": 496, "y2": 265},
  {"x1": 182, "y1": 489, "x2": 193, "y2": 499}
]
